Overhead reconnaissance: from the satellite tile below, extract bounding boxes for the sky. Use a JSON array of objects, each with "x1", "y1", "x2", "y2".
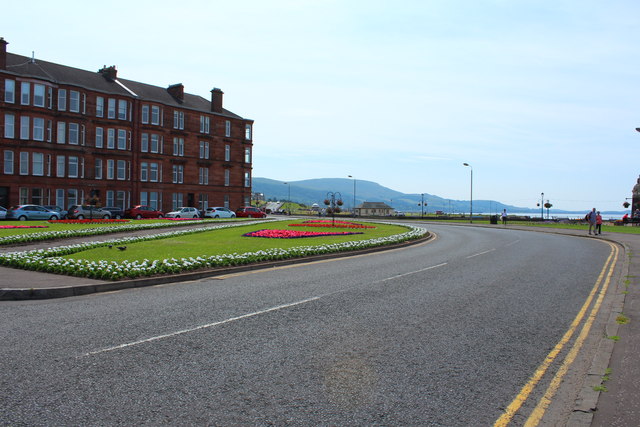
[{"x1": 4, "y1": 0, "x2": 640, "y2": 211}]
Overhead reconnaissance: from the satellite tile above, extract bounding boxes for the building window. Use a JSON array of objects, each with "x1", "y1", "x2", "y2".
[
  {"x1": 107, "y1": 159, "x2": 114, "y2": 180},
  {"x1": 3, "y1": 150, "x2": 14, "y2": 174},
  {"x1": 244, "y1": 148, "x2": 251, "y2": 163},
  {"x1": 96, "y1": 96, "x2": 104, "y2": 117},
  {"x1": 107, "y1": 129, "x2": 115, "y2": 149},
  {"x1": 66, "y1": 189, "x2": 78, "y2": 208},
  {"x1": 199, "y1": 141, "x2": 209, "y2": 159},
  {"x1": 245, "y1": 124, "x2": 252, "y2": 140},
  {"x1": 95, "y1": 158, "x2": 102, "y2": 179},
  {"x1": 58, "y1": 89, "x2": 66, "y2": 111},
  {"x1": 21, "y1": 82, "x2": 30, "y2": 105},
  {"x1": 173, "y1": 137, "x2": 184, "y2": 156},
  {"x1": 117, "y1": 129, "x2": 127, "y2": 150},
  {"x1": 46, "y1": 120, "x2": 52, "y2": 142},
  {"x1": 244, "y1": 172, "x2": 251, "y2": 187},
  {"x1": 32, "y1": 153, "x2": 44, "y2": 176},
  {"x1": 141, "y1": 105, "x2": 149, "y2": 124},
  {"x1": 116, "y1": 191, "x2": 127, "y2": 209},
  {"x1": 173, "y1": 111, "x2": 184, "y2": 129},
  {"x1": 19, "y1": 152, "x2": 29, "y2": 175},
  {"x1": 225, "y1": 144, "x2": 230, "y2": 161},
  {"x1": 57, "y1": 122, "x2": 66, "y2": 144},
  {"x1": 151, "y1": 106, "x2": 160, "y2": 125},
  {"x1": 198, "y1": 194, "x2": 209, "y2": 211},
  {"x1": 69, "y1": 90, "x2": 80, "y2": 112},
  {"x1": 116, "y1": 160, "x2": 126, "y2": 180},
  {"x1": 4, "y1": 114, "x2": 14, "y2": 138},
  {"x1": 4, "y1": 79, "x2": 15, "y2": 103},
  {"x1": 140, "y1": 162, "x2": 148, "y2": 182},
  {"x1": 95, "y1": 127, "x2": 104, "y2": 148},
  {"x1": 225, "y1": 120, "x2": 231, "y2": 137},
  {"x1": 34, "y1": 84, "x2": 45, "y2": 107},
  {"x1": 33, "y1": 118, "x2": 45, "y2": 141},
  {"x1": 200, "y1": 116, "x2": 210, "y2": 134},
  {"x1": 149, "y1": 192, "x2": 160, "y2": 210},
  {"x1": 107, "y1": 98, "x2": 116, "y2": 119},
  {"x1": 68, "y1": 156, "x2": 78, "y2": 178},
  {"x1": 68, "y1": 123, "x2": 79, "y2": 145},
  {"x1": 172, "y1": 165, "x2": 184, "y2": 183},
  {"x1": 19, "y1": 187, "x2": 28, "y2": 204},
  {"x1": 56, "y1": 155, "x2": 65, "y2": 177},
  {"x1": 20, "y1": 116, "x2": 29, "y2": 140},
  {"x1": 172, "y1": 193, "x2": 183, "y2": 210},
  {"x1": 56, "y1": 189, "x2": 65, "y2": 208},
  {"x1": 224, "y1": 194, "x2": 230, "y2": 209},
  {"x1": 224, "y1": 169, "x2": 230, "y2": 186},
  {"x1": 150, "y1": 163, "x2": 159, "y2": 182},
  {"x1": 141, "y1": 133, "x2": 149, "y2": 152},
  {"x1": 199, "y1": 167, "x2": 209, "y2": 185},
  {"x1": 151, "y1": 134, "x2": 160, "y2": 153},
  {"x1": 118, "y1": 100, "x2": 127, "y2": 120}
]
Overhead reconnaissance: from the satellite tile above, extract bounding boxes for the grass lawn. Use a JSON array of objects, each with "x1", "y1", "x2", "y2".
[{"x1": 63, "y1": 220, "x2": 410, "y2": 263}]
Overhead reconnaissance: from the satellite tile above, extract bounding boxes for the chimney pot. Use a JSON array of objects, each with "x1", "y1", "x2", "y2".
[{"x1": 98, "y1": 65, "x2": 117, "y2": 81}]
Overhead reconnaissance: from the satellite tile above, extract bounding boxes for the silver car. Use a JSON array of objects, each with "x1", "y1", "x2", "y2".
[
  {"x1": 66, "y1": 205, "x2": 111, "y2": 219},
  {"x1": 6, "y1": 205, "x2": 62, "y2": 221}
]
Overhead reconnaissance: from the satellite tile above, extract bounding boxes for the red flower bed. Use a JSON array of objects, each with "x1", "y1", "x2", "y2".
[
  {"x1": 0, "y1": 225, "x2": 48, "y2": 229},
  {"x1": 289, "y1": 220, "x2": 376, "y2": 229},
  {"x1": 49, "y1": 219, "x2": 130, "y2": 224},
  {"x1": 243, "y1": 229, "x2": 364, "y2": 239}
]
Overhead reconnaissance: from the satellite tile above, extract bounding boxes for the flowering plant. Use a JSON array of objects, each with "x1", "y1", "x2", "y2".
[
  {"x1": 0, "y1": 222, "x2": 427, "y2": 280},
  {"x1": 243, "y1": 229, "x2": 363, "y2": 238},
  {"x1": 51, "y1": 219, "x2": 130, "y2": 224},
  {"x1": 289, "y1": 220, "x2": 375, "y2": 229},
  {"x1": 0, "y1": 225, "x2": 48, "y2": 229}
]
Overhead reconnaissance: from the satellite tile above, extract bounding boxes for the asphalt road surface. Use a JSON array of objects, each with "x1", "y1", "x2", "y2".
[{"x1": 0, "y1": 224, "x2": 613, "y2": 426}]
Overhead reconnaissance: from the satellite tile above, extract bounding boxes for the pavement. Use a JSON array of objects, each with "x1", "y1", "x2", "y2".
[{"x1": 0, "y1": 222, "x2": 638, "y2": 425}]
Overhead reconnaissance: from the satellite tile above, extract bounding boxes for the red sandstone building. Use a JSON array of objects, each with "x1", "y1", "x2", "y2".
[{"x1": 0, "y1": 38, "x2": 254, "y2": 212}]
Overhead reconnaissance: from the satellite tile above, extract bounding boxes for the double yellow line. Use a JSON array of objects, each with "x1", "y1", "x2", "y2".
[{"x1": 495, "y1": 241, "x2": 619, "y2": 426}]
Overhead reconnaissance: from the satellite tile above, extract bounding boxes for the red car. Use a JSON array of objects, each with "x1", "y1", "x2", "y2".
[
  {"x1": 124, "y1": 205, "x2": 164, "y2": 219},
  {"x1": 235, "y1": 206, "x2": 267, "y2": 218}
]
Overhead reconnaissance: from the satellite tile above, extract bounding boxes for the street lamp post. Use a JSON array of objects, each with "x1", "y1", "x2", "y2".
[
  {"x1": 283, "y1": 182, "x2": 291, "y2": 215},
  {"x1": 348, "y1": 175, "x2": 356, "y2": 217},
  {"x1": 421, "y1": 193, "x2": 424, "y2": 219},
  {"x1": 540, "y1": 192, "x2": 544, "y2": 220},
  {"x1": 463, "y1": 163, "x2": 473, "y2": 223}
]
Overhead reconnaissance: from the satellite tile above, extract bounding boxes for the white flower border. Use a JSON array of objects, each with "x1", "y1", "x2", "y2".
[{"x1": 0, "y1": 221, "x2": 427, "y2": 280}]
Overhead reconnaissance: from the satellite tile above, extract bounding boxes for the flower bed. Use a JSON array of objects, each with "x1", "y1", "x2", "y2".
[
  {"x1": 244, "y1": 229, "x2": 364, "y2": 238},
  {"x1": 0, "y1": 225, "x2": 48, "y2": 229},
  {"x1": 288, "y1": 220, "x2": 375, "y2": 229},
  {"x1": 50, "y1": 219, "x2": 130, "y2": 224},
  {"x1": 0, "y1": 222, "x2": 427, "y2": 280}
]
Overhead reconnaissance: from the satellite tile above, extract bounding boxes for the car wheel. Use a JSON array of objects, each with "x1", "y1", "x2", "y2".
[
  {"x1": 136, "y1": 214, "x2": 142, "y2": 220},
  {"x1": 158, "y1": 214, "x2": 164, "y2": 219},
  {"x1": 49, "y1": 215, "x2": 58, "y2": 220},
  {"x1": 77, "y1": 215, "x2": 84, "y2": 220},
  {"x1": 18, "y1": 215, "x2": 27, "y2": 221},
  {"x1": 231, "y1": 214, "x2": 236, "y2": 218},
  {"x1": 176, "y1": 215, "x2": 180, "y2": 218},
  {"x1": 103, "y1": 215, "x2": 110, "y2": 219},
  {"x1": 214, "y1": 215, "x2": 220, "y2": 218},
  {"x1": 115, "y1": 215, "x2": 121, "y2": 219}
]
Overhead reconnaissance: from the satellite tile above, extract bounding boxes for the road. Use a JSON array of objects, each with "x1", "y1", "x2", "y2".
[{"x1": 0, "y1": 224, "x2": 615, "y2": 426}]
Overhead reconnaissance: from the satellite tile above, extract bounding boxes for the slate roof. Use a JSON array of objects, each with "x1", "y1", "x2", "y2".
[
  {"x1": 4, "y1": 53, "x2": 245, "y2": 119},
  {"x1": 356, "y1": 202, "x2": 393, "y2": 209}
]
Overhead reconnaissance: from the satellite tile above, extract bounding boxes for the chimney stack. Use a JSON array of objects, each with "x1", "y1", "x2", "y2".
[
  {"x1": 0, "y1": 38, "x2": 8, "y2": 70},
  {"x1": 211, "y1": 88, "x2": 224, "y2": 113},
  {"x1": 167, "y1": 83, "x2": 184, "y2": 102},
  {"x1": 98, "y1": 65, "x2": 118, "y2": 81}
]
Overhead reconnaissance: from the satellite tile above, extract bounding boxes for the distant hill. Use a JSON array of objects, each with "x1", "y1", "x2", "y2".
[{"x1": 252, "y1": 177, "x2": 533, "y2": 214}]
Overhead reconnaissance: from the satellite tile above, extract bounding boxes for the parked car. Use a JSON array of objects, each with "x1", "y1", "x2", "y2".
[
  {"x1": 124, "y1": 205, "x2": 164, "y2": 219},
  {"x1": 203, "y1": 207, "x2": 236, "y2": 218},
  {"x1": 66, "y1": 205, "x2": 111, "y2": 219},
  {"x1": 0, "y1": 206, "x2": 6, "y2": 220},
  {"x1": 43, "y1": 205, "x2": 68, "y2": 219},
  {"x1": 165, "y1": 207, "x2": 200, "y2": 218},
  {"x1": 101, "y1": 206, "x2": 125, "y2": 219},
  {"x1": 6, "y1": 205, "x2": 62, "y2": 221},
  {"x1": 235, "y1": 206, "x2": 267, "y2": 218}
]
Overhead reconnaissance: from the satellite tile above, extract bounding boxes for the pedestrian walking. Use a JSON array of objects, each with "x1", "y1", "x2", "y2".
[
  {"x1": 501, "y1": 209, "x2": 507, "y2": 225},
  {"x1": 596, "y1": 211, "x2": 603, "y2": 235},
  {"x1": 587, "y1": 208, "x2": 597, "y2": 235}
]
